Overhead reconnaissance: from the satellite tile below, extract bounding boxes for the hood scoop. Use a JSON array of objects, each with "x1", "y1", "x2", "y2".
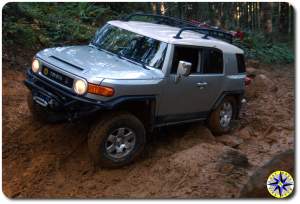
[{"x1": 50, "y1": 55, "x2": 84, "y2": 71}]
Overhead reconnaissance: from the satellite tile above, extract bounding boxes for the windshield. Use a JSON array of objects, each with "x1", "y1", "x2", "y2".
[{"x1": 92, "y1": 24, "x2": 168, "y2": 69}]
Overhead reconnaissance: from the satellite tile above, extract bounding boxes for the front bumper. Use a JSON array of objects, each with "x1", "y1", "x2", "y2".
[
  {"x1": 25, "y1": 69, "x2": 156, "y2": 121},
  {"x1": 24, "y1": 69, "x2": 104, "y2": 120}
]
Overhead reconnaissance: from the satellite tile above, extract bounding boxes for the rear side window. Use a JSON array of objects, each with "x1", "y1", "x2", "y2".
[
  {"x1": 202, "y1": 49, "x2": 223, "y2": 74},
  {"x1": 236, "y1": 54, "x2": 246, "y2": 73}
]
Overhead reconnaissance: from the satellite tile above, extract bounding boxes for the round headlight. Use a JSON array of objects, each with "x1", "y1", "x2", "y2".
[
  {"x1": 32, "y1": 59, "x2": 40, "y2": 73},
  {"x1": 73, "y1": 79, "x2": 87, "y2": 95}
]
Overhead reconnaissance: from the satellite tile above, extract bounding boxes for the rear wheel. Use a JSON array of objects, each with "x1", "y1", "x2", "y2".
[
  {"x1": 88, "y1": 112, "x2": 146, "y2": 168},
  {"x1": 208, "y1": 96, "x2": 237, "y2": 135}
]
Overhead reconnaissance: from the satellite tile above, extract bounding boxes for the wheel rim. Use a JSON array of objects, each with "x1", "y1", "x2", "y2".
[
  {"x1": 219, "y1": 101, "x2": 233, "y2": 128},
  {"x1": 105, "y1": 127, "x2": 136, "y2": 159}
]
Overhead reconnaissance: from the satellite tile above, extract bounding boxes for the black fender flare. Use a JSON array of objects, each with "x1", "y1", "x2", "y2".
[
  {"x1": 103, "y1": 95, "x2": 157, "y2": 131},
  {"x1": 102, "y1": 95, "x2": 156, "y2": 110}
]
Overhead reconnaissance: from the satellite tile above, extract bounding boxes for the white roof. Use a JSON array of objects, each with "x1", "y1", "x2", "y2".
[{"x1": 108, "y1": 20, "x2": 243, "y2": 54}]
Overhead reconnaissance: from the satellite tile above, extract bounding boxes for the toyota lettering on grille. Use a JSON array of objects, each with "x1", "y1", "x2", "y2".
[
  {"x1": 42, "y1": 67, "x2": 74, "y2": 88},
  {"x1": 49, "y1": 71, "x2": 63, "y2": 81}
]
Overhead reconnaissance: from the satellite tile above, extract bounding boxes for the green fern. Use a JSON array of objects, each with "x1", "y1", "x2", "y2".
[{"x1": 233, "y1": 33, "x2": 294, "y2": 64}]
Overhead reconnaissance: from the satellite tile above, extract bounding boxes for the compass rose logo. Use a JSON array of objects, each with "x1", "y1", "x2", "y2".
[{"x1": 267, "y1": 170, "x2": 294, "y2": 198}]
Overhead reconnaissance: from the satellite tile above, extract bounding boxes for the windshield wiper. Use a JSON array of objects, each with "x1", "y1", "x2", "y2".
[
  {"x1": 90, "y1": 43, "x2": 115, "y2": 57},
  {"x1": 89, "y1": 41, "x2": 98, "y2": 48},
  {"x1": 140, "y1": 62, "x2": 150, "y2": 70},
  {"x1": 90, "y1": 44, "x2": 149, "y2": 70},
  {"x1": 89, "y1": 42, "x2": 103, "y2": 51},
  {"x1": 116, "y1": 53, "x2": 149, "y2": 70}
]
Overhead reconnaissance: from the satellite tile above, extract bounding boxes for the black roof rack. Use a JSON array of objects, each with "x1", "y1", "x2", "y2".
[
  {"x1": 122, "y1": 12, "x2": 196, "y2": 28},
  {"x1": 122, "y1": 12, "x2": 233, "y2": 44},
  {"x1": 174, "y1": 27, "x2": 233, "y2": 43}
]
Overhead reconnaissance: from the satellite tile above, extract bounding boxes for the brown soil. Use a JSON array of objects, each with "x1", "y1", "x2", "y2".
[{"x1": 2, "y1": 64, "x2": 294, "y2": 198}]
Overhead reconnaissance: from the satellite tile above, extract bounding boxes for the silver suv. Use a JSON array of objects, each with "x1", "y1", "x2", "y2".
[{"x1": 25, "y1": 13, "x2": 246, "y2": 167}]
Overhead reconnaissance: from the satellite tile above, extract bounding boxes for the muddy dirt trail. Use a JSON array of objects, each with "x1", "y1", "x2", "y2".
[{"x1": 2, "y1": 64, "x2": 294, "y2": 198}]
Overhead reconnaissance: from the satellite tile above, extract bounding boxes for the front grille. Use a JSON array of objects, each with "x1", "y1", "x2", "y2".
[{"x1": 41, "y1": 66, "x2": 74, "y2": 88}]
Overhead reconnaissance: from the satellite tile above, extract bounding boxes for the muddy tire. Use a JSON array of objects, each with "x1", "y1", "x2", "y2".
[
  {"x1": 208, "y1": 96, "x2": 237, "y2": 135},
  {"x1": 27, "y1": 93, "x2": 64, "y2": 123},
  {"x1": 88, "y1": 112, "x2": 146, "y2": 168}
]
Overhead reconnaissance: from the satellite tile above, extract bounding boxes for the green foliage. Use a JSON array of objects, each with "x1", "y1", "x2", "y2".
[
  {"x1": 2, "y1": 2, "x2": 152, "y2": 50},
  {"x1": 3, "y1": 2, "x2": 295, "y2": 65},
  {"x1": 233, "y1": 33, "x2": 294, "y2": 64},
  {"x1": 3, "y1": 2, "x2": 115, "y2": 48}
]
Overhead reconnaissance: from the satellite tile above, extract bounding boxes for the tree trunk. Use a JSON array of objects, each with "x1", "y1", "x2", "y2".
[
  {"x1": 150, "y1": 2, "x2": 156, "y2": 14},
  {"x1": 177, "y1": 2, "x2": 183, "y2": 18},
  {"x1": 260, "y1": 2, "x2": 273, "y2": 41},
  {"x1": 251, "y1": 3, "x2": 255, "y2": 31},
  {"x1": 289, "y1": 4, "x2": 294, "y2": 36},
  {"x1": 256, "y1": 2, "x2": 261, "y2": 31}
]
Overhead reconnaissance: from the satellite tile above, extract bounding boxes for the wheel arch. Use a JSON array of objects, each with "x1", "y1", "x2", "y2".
[
  {"x1": 212, "y1": 91, "x2": 244, "y2": 119},
  {"x1": 107, "y1": 96, "x2": 157, "y2": 131}
]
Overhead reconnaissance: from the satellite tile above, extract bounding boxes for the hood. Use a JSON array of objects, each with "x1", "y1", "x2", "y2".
[{"x1": 36, "y1": 45, "x2": 164, "y2": 81}]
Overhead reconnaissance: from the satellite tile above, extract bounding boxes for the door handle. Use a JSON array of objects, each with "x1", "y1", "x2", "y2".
[{"x1": 196, "y1": 82, "x2": 208, "y2": 88}]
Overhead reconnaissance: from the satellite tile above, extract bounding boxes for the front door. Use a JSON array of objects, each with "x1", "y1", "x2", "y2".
[{"x1": 158, "y1": 46, "x2": 224, "y2": 123}]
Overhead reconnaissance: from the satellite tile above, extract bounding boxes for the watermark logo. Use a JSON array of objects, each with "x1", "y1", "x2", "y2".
[{"x1": 266, "y1": 170, "x2": 294, "y2": 198}]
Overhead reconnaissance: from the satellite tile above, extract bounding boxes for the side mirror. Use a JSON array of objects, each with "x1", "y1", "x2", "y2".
[{"x1": 175, "y1": 61, "x2": 192, "y2": 82}]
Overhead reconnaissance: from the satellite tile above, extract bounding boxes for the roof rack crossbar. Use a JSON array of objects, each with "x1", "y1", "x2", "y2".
[
  {"x1": 174, "y1": 27, "x2": 233, "y2": 43},
  {"x1": 122, "y1": 13, "x2": 233, "y2": 43},
  {"x1": 174, "y1": 27, "x2": 205, "y2": 39}
]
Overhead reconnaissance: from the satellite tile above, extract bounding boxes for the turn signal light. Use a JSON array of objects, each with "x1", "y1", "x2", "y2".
[{"x1": 88, "y1": 83, "x2": 114, "y2": 97}]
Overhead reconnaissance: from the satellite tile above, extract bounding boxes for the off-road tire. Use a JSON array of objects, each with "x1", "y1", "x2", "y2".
[
  {"x1": 208, "y1": 96, "x2": 237, "y2": 135},
  {"x1": 88, "y1": 112, "x2": 146, "y2": 168},
  {"x1": 27, "y1": 93, "x2": 64, "y2": 123}
]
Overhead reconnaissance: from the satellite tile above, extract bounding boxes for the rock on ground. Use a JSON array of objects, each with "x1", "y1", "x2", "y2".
[
  {"x1": 246, "y1": 59, "x2": 260, "y2": 68},
  {"x1": 239, "y1": 149, "x2": 294, "y2": 198},
  {"x1": 216, "y1": 135, "x2": 244, "y2": 148},
  {"x1": 246, "y1": 67, "x2": 258, "y2": 77},
  {"x1": 245, "y1": 73, "x2": 278, "y2": 99}
]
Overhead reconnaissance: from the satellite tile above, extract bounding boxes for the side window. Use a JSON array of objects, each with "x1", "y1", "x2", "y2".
[
  {"x1": 171, "y1": 46, "x2": 199, "y2": 73},
  {"x1": 236, "y1": 54, "x2": 246, "y2": 73},
  {"x1": 202, "y1": 49, "x2": 223, "y2": 74}
]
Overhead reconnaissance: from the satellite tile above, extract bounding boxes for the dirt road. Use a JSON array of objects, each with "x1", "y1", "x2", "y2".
[{"x1": 2, "y1": 64, "x2": 294, "y2": 198}]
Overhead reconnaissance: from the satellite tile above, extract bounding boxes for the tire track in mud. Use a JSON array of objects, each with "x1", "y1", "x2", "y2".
[
  {"x1": 3, "y1": 118, "x2": 91, "y2": 197},
  {"x1": 3, "y1": 119, "x2": 249, "y2": 198}
]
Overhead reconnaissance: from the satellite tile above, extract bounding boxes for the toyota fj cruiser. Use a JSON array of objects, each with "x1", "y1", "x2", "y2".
[{"x1": 25, "y1": 13, "x2": 246, "y2": 167}]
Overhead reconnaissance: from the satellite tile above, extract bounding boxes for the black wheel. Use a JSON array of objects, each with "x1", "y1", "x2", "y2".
[
  {"x1": 27, "y1": 93, "x2": 65, "y2": 123},
  {"x1": 208, "y1": 96, "x2": 237, "y2": 135},
  {"x1": 88, "y1": 112, "x2": 146, "y2": 168}
]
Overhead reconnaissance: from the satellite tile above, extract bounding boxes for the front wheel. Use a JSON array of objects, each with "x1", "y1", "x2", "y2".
[
  {"x1": 208, "y1": 96, "x2": 237, "y2": 135},
  {"x1": 88, "y1": 112, "x2": 146, "y2": 168}
]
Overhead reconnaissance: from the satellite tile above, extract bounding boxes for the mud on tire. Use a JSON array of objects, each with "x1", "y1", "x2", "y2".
[
  {"x1": 88, "y1": 112, "x2": 146, "y2": 168},
  {"x1": 208, "y1": 96, "x2": 237, "y2": 135}
]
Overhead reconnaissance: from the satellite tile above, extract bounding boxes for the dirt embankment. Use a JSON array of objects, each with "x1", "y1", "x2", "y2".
[{"x1": 2, "y1": 63, "x2": 294, "y2": 198}]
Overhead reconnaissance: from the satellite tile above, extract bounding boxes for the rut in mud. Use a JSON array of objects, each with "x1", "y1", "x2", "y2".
[{"x1": 2, "y1": 63, "x2": 294, "y2": 198}]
